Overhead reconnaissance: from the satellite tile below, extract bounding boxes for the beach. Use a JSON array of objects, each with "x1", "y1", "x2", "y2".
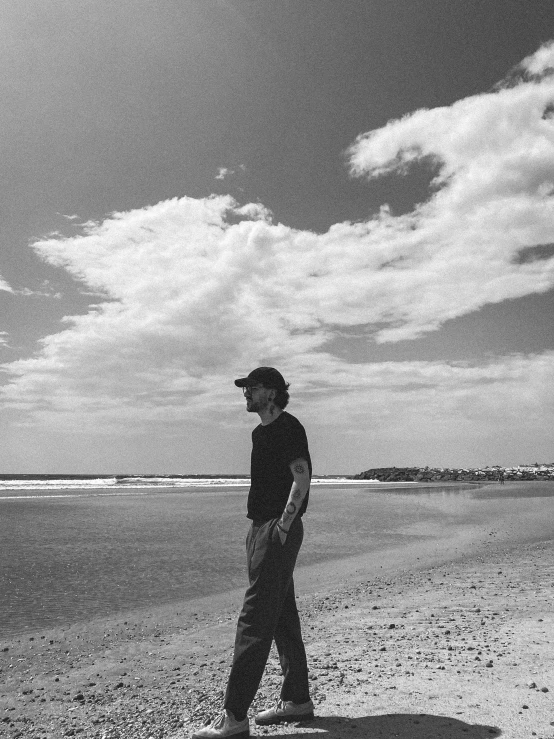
[{"x1": 2, "y1": 481, "x2": 554, "y2": 739}]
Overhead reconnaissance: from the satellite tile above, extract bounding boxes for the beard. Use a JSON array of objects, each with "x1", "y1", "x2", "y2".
[
  {"x1": 246, "y1": 398, "x2": 259, "y2": 413},
  {"x1": 246, "y1": 398, "x2": 268, "y2": 413}
]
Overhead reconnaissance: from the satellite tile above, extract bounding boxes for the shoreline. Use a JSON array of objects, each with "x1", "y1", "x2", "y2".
[
  {"x1": 0, "y1": 480, "x2": 481, "y2": 496},
  {"x1": 1, "y1": 480, "x2": 491, "y2": 640},
  {"x1": 2, "y1": 482, "x2": 554, "y2": 738}
]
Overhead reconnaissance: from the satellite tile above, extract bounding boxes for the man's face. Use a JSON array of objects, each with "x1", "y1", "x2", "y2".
[{"x1": 243, "y1": 384, "x2": 273, "y2": 413}]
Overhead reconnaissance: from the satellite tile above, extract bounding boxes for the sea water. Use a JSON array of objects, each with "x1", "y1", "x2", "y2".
[{"x1": 1, "y1": 479, "x2": 543, "y2": 638}]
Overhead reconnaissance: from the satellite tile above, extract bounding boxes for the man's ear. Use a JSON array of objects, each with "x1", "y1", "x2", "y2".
[{"x1": 268, "y1": 388, "x2": 276, "y2": 402}]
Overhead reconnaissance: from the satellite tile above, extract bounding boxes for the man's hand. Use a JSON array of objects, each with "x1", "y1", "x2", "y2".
[{"x1": 277, "y1": 525, "x2": 288, "y2": 545}]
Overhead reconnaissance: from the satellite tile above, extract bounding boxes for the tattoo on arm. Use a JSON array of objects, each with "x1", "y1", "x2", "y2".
[{"x1": 279, "y1": 461, "x2": 310, "y2": 532}]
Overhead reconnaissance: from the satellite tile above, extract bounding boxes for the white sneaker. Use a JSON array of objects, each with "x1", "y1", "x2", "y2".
[
  {"x1": 255, "y1": 699, "x2": 315, "y2": 725},
  {"x1": 191, "y1": 710, "x2": 250, "y2": 739}
]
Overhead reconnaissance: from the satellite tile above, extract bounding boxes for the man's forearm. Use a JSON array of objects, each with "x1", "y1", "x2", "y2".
[{"x1": 278, "y1": 474, "x2": 309, "y2": 532}]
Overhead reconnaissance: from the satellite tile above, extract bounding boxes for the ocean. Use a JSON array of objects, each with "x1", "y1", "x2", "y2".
[{"x1": 2, "y1": 477, "x2": 551, "y2": 639}]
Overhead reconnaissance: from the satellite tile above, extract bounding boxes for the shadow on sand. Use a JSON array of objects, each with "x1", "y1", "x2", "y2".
[{"x1": 273, "y1": 713, "x2": 502, "y2": 738}]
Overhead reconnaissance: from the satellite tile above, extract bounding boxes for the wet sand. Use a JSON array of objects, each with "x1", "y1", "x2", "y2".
[{"x1": 1, "y1": 481, "x2": 554, "y2": 739}]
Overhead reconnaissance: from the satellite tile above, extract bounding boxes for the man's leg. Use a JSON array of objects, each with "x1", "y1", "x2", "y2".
[
  {"x1": 224, "y1": 519, "x2": 300, "y2": 719},
  {"x1": 253, "y1": 520, "x2": 314, "y2": 726},
  {"x1": 273, "y1": 577, "x2": 310, "y2": 705}
]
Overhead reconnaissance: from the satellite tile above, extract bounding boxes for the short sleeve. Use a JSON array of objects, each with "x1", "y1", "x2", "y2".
[{"x1": 279, "y1": 416, "x2": 309, "y2": 467}]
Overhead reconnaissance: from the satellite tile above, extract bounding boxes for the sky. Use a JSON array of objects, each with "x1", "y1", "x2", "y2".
[{"x1": 1, "y1": 0, "x2": 554, "y2": 474}]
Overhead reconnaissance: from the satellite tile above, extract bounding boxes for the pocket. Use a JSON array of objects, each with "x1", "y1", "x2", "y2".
[{"x1": 269, "y1": 518, "x2": 284, "y2": 547}]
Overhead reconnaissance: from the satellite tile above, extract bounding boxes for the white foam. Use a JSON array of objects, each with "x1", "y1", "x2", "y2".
[{"x1": 0, "y1": 475, "x2": 414, "y2": 495}]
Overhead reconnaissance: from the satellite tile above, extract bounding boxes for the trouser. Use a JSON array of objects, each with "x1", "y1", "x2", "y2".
[{"x1": 223, "y1": 516, "x2": 310, "y2": 719}]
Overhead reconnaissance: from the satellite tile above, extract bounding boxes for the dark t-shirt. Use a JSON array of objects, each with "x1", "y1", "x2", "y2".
[{"x1": 247, "y1": 411, "x2": 311, "y2": 521}]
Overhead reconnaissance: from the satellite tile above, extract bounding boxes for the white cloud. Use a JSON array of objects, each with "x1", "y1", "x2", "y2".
[
  {"x1": 16, "y1": 282, "x2": 62, "y2": 299},
  {"x1": 216, "y1": 167, "x2": 234, "y2": 180},
  {"x1": 0, "y1": 279, "x2": 13, "y2": 350},
  {"x1": 0, "y1": 275, "x2": 13, "y2": 293},
  {"x1": 1, "y1": 43, "x2": 554, "y2": 458},
  {"x1": 216, "y1": 165, "x2": 246, "y2": 181},
  {"x1": 215, "y1": 167, "x2": 233, "y2": 180},
  {"x1": 346, "y1": 40, "x2": 554, "y2": 341},
  {"x1": 289, "y1": 350, "x2": 554, "y2": 430},
  {"x1": 304, "y1": 352, "x2": 554, "y2": 468},
  {"x1": 519, "y1": 40, "x2": 554, "y2": 77},
  {"x1": 59, "y1": 213, "x2": 82, "y2": 222}
]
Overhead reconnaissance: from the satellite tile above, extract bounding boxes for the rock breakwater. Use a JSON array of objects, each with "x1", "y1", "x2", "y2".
[{"x1": 353, "y1": 464, "x2": 554, "y2": 482}]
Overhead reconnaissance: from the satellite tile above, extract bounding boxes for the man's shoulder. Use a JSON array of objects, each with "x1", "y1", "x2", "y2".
[
  {"x1": 279, "y1": 412, "x2": 309, "y2": 442},
  {"x1": 278, "y1": 411, "x2": 304, "y2": 429}
]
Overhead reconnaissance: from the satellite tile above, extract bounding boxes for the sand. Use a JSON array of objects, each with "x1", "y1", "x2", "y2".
[{"x1": 1, "y1": 481, "x2": 554, "y2": 739}]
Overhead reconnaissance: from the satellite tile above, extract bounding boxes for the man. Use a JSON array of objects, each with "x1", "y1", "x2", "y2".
[{"x1": 192, "y1": 367, "x2": 314, "y2": 739}]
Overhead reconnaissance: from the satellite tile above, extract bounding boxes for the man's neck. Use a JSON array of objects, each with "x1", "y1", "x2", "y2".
[{"x1": 258, "y1": 404, "x2": 283, "y2": 426}]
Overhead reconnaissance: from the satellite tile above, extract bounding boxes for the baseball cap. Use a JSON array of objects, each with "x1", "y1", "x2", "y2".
[{"x1": 234, "y1": 367, "x2": 287, "y2": 390}]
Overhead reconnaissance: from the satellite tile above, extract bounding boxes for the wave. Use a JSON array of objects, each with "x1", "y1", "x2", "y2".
[
  {"x1": 0, "y1": 476, "x2": 250, "y2": 491},
  {"x1": 0, "y1": 475, "x2": 384, "y2": 493}
]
